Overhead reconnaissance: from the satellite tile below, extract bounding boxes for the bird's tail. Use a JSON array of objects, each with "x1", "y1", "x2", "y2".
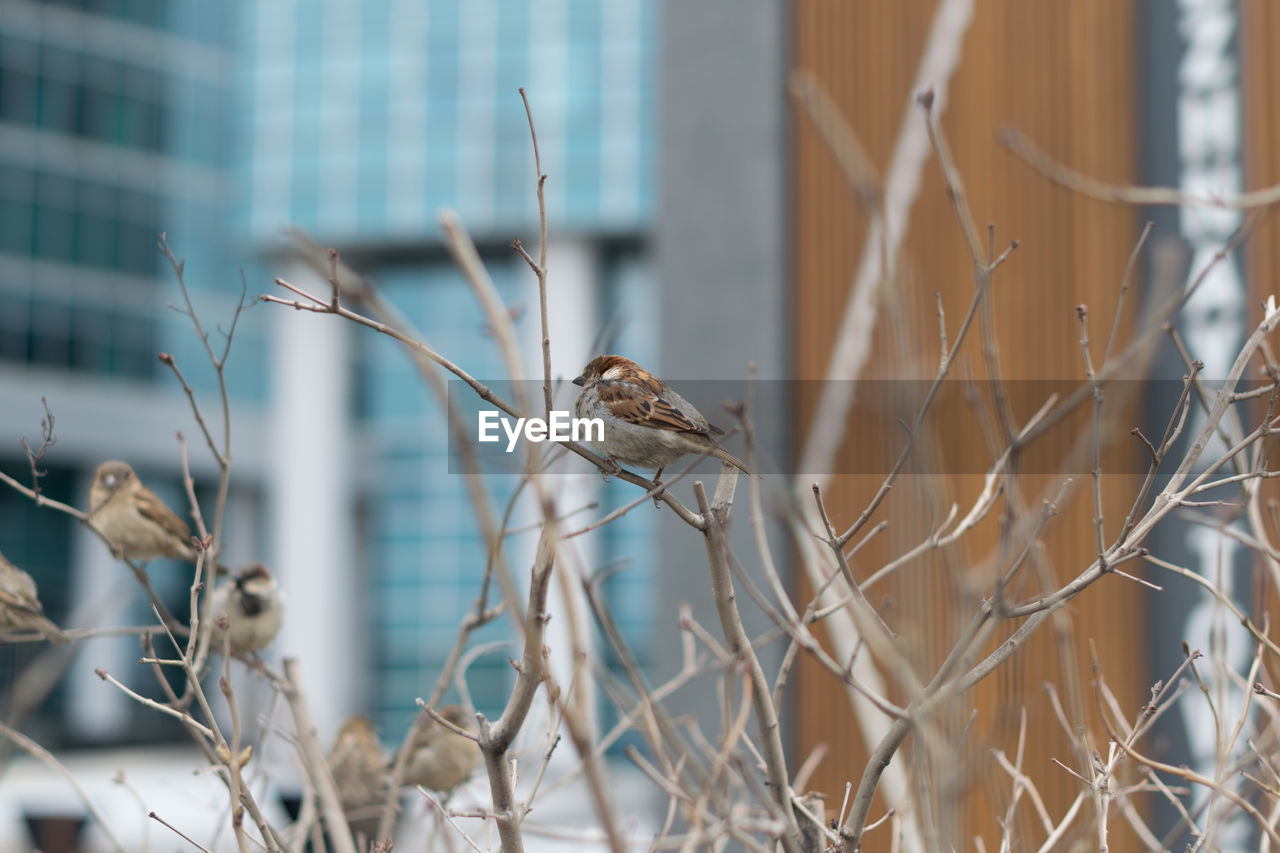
[{"x1": 713, "y1": 445, "x2": 753, "y2": 476}]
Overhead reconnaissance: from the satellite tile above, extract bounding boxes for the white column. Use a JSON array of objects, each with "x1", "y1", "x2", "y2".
[
  {"x1": 66, "y1": 473, "x2": 133, "y2": 741},
  {"x1": 270, "y1": 264, "x2": 357, "y2": 743},
  {"x1": 517, "y1": 239, "x2": 600, "y2": 741}
]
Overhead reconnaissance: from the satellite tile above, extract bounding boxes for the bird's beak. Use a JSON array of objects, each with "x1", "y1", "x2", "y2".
[{"x1": 572, "y1": 375, "x2": 585, "y2": 387}]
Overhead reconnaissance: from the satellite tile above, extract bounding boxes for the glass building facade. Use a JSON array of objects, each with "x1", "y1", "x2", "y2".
[
  {"x1": 0, "y1": 1, "x2": 266, "y2": 746},
  {"x1": 235, "y1": 1, "x2": 653, "y2": 241},
  {"x1": 236, "y1": 0, "x2": 661, "y2": 736},
  {"x1": 0, "y1": 0, "x2": 662, "y2": 754},
  {"x1": 0, "y1": 1, "x2": 265, "y2": 399}
]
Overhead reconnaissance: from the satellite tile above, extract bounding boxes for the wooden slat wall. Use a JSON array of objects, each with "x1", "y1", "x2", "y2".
[
  {"x1": 1243, "y1": 4, "x2": 1280, "y2": 296},
  {"x1": 792, "y1": 2, "x2": 1145, "y2": 849},
  {"x1": 1242, "y1": 1, "x2": 1280, "y2": 716}
]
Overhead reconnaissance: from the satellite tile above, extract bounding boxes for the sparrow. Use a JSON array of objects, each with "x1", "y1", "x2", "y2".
[
  {"x1": 572, "y1": 355, "x2": 751, "y2": 479},
  {"x1": 395, "y1": 705, "x2": 480, "y2": 794},
  {"x1": 88, "y1": 460, "x2": 200, "y2": 564},
  {"x1": 208, "y1": 564, "x2": 283, "y2": 655},
  {"x1": 0, "y1": 550, "x2": 66, "y2": 643},
  {"x1": 327, "y1": 715, "x2": 391, "y2": 845}
]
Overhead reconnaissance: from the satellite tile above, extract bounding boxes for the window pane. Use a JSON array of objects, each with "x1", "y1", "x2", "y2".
[
  {"x1": 122, "y1": 0, "x2": 165, "y2": 27},
  {"x1": 0, "y1": 294, "x2": 29, "y2": 362},
  {"x1": 0, "y1": 182, "x2": 34, "y2": 256},
  {"x1": 75, "y1": 210, "x2": 116, "y2": 268},
  {"x1": 32, "y1": 203, "x2": 75, "y2": 263},
  {"x1": 28, "y1": 296, "x2": 70, "y2": 368},
  {"x1": 0, "y1": 67, "x2": 39, "y2": 126},
  {"x1": 37, "y1": 47, "x2": 80, "y2": 135},
  {"x1": 76, "y1": 181, "x2": 118, "y2": 269},
  {"x1": 36, "y1": 76, "x2": 79, "y2": 134},
  {"x1": 0, "y1": 463, "x2": 76, "y2": 740},
  {"x1": 142, "y1": 99, "x2": 163, "y2": 150},
  {"x1": 110, "y1": 309, "x2": 156, "y2": 378},
  {"x1": 116, "y1": 220, "x2": 155, "y2": 274},
  {"x1": 70, "y1": 304, "x2": 112, "y2": 372},
  {"x1": 80, "y1": 58, "x2": 120, "y2": 143},
  {"x1": 117, "y1": 188, "x2": 158, "y2": 274}
]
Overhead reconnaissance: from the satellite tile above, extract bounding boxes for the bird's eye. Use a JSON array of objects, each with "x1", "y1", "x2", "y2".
[{"x1": 104, "y1": 475, "x2": 116, "y2": 488}]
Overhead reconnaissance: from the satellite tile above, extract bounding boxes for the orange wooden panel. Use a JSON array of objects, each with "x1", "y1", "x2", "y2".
[
  {"x1": 1241, "y1": 0, "x2": 1280, "y2": 694},
  {"x1": 792, "y1": 2, "x2": 1144, "y2": 849}
]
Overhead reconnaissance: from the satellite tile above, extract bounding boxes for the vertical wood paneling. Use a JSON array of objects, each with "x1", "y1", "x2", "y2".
[
  {"x1": 1243, "y1": 2, "x2": 1280, "y2": 296},
  {"x1": 1241, "y1": 0, "x2": 1280, "y2": 709},
  {"x1": 792, "y1": 2, "x2": 1144, "y2": 848}
]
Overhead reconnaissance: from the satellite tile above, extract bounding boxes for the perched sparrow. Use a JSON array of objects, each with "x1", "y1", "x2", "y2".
[
  {"x1": 573, "y1": 355, "x2": 750, "y2": 479},
  {"x1": 328, "y1": 715, "x2": 390, "y2": 845},
  {"x1": 208, "y1": 564, "x2": 283, "y2": 655},
  {"x1": 395, "y1": 705, "x2": 480, "y2": 794},
  {"x1": 0, "y1": 551, "x2": 66, "y2": 643},
  {"x1": 89, "y1": 461, "x2": 199, "y2": 563}
]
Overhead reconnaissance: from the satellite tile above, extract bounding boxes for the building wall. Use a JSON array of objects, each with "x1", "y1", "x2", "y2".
[
  {"x1": 235, "y1": 0, "x2": 662, "y2": 740},
  {"x1": 236, "y1": 0, "x2": 654, "y2": 246},
  {"x1": 654, "y1": 0, "x2": 792, "y2": 754},
  {"x1": 0, "y1": 0, "x2": 266, "y2": 747},
  {"x1": 792, "y1": 1, "x2": 1145, "y2": 848}
]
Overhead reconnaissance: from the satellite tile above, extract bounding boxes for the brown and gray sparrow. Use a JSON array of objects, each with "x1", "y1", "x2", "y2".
[
  {"x1": 0, "y1": 550, "x2": 66, "y2": 643},
  {"x1": 208, "y1": 564, "x2": 283, "y2": 655},
  {"x1": 395, "y1": 705, "x2": 480, "y2": 794},
  {"x1": 573, "y1": 355, "x2": 750, "y2": 478},
  {"x1": 89, "y1": 460, "x2": 199, "y2": 563},
  {"x1": 328, "y1": 715, "x2": 390, "y2": 845}
]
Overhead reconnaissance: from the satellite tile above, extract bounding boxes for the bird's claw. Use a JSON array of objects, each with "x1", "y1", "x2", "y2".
[{"x1": 599, "y1": 457, "x2": 623, "y2": 481}]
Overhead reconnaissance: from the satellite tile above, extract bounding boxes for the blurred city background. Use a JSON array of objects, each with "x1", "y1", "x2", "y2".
[
  {"x1": 0, "y1": 0, "x2": 1275, "y2": 851},
  {"x1": 1, "y1": 0, "x2": 661, "y2": 738}
]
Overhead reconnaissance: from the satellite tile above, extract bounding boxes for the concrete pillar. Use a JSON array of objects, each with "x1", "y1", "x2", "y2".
[
  {"x1": 65, "y1": 481, "x2": 133, "y2": 741},
  {"x1": 656, "y1": 0, "x2": 790, "y2": 736},
  {"x1": 270, "y1": 264, "x2": 357, "y2": 743},
  {"x1": 517, "y1": 239, "x2": 601, "y2": 739}
]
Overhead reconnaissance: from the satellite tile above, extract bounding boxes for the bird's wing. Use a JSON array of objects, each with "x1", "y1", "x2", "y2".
[
  {"x1": 596, "y1": 381, "x2": 710, "y2": 435},
  {"x1": 135, "y1": 488, "x2": 193, "y2": 541}
]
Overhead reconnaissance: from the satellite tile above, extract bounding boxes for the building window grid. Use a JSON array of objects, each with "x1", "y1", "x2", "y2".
[
  {"x1": 0, "y1": 253, "x2": 262, "y2": 384},
  {"x1": 360, "y1": 252, "x2": 657, "y2": 748},
  {"x1": 4, "y1": 287, "x2": 157, "y2": 378},
  {"x1": 0, "y1": 159, "x2": 162, "y2": 275},
  {"x1": 0, "y1": 463, "x2": 76, "y2": 743},
  {"x1": 239, "y1": 0, "x2": 654, "y2": 240},
  {"x1": 0, "y1": 8, "x2": 241, "y2": 383},
  {"x1": 1, "y1": 31, "x2": 180, "y2": 154},
  {"x1": 38, "y1": 0, "x2": 166, "y2": 29},
  {"x1": 362, "y1": 261, "x2": 525, "y2": 734}
]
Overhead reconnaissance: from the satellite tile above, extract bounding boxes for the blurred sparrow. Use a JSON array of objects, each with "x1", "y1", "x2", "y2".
[
  {"x1": 89, "y1": 460, "x2": 199, "y2": 563},
  {"x1": 395, "y1": 705, "x2": 480, "y2": 794},
  {"x1": 208, "y1": 564, "x2": 283, "y2": 655},
  {"x1": 328, "y1": 715, "x2": 390, "y2": 845},
  {"x1": 572, "y1": 355, "x2": 750, "y2": 479},
  {"x1": 0, "y1": 550, "x2": 66, "y2": 643}
]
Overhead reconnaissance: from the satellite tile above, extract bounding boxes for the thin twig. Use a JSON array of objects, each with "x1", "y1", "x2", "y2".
[
  {"x1": 516, "y1": 86, "x2": 552, "y2": 422},
  {"x1": 693, "y1": 479, "x2": 802, "y2": 853},
  {"x1": 282, "y1": 658, "x2": 357, "y2": 853},
  {"x1": 149, "y1": 812, "x2": 213, "y2": 853}
]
